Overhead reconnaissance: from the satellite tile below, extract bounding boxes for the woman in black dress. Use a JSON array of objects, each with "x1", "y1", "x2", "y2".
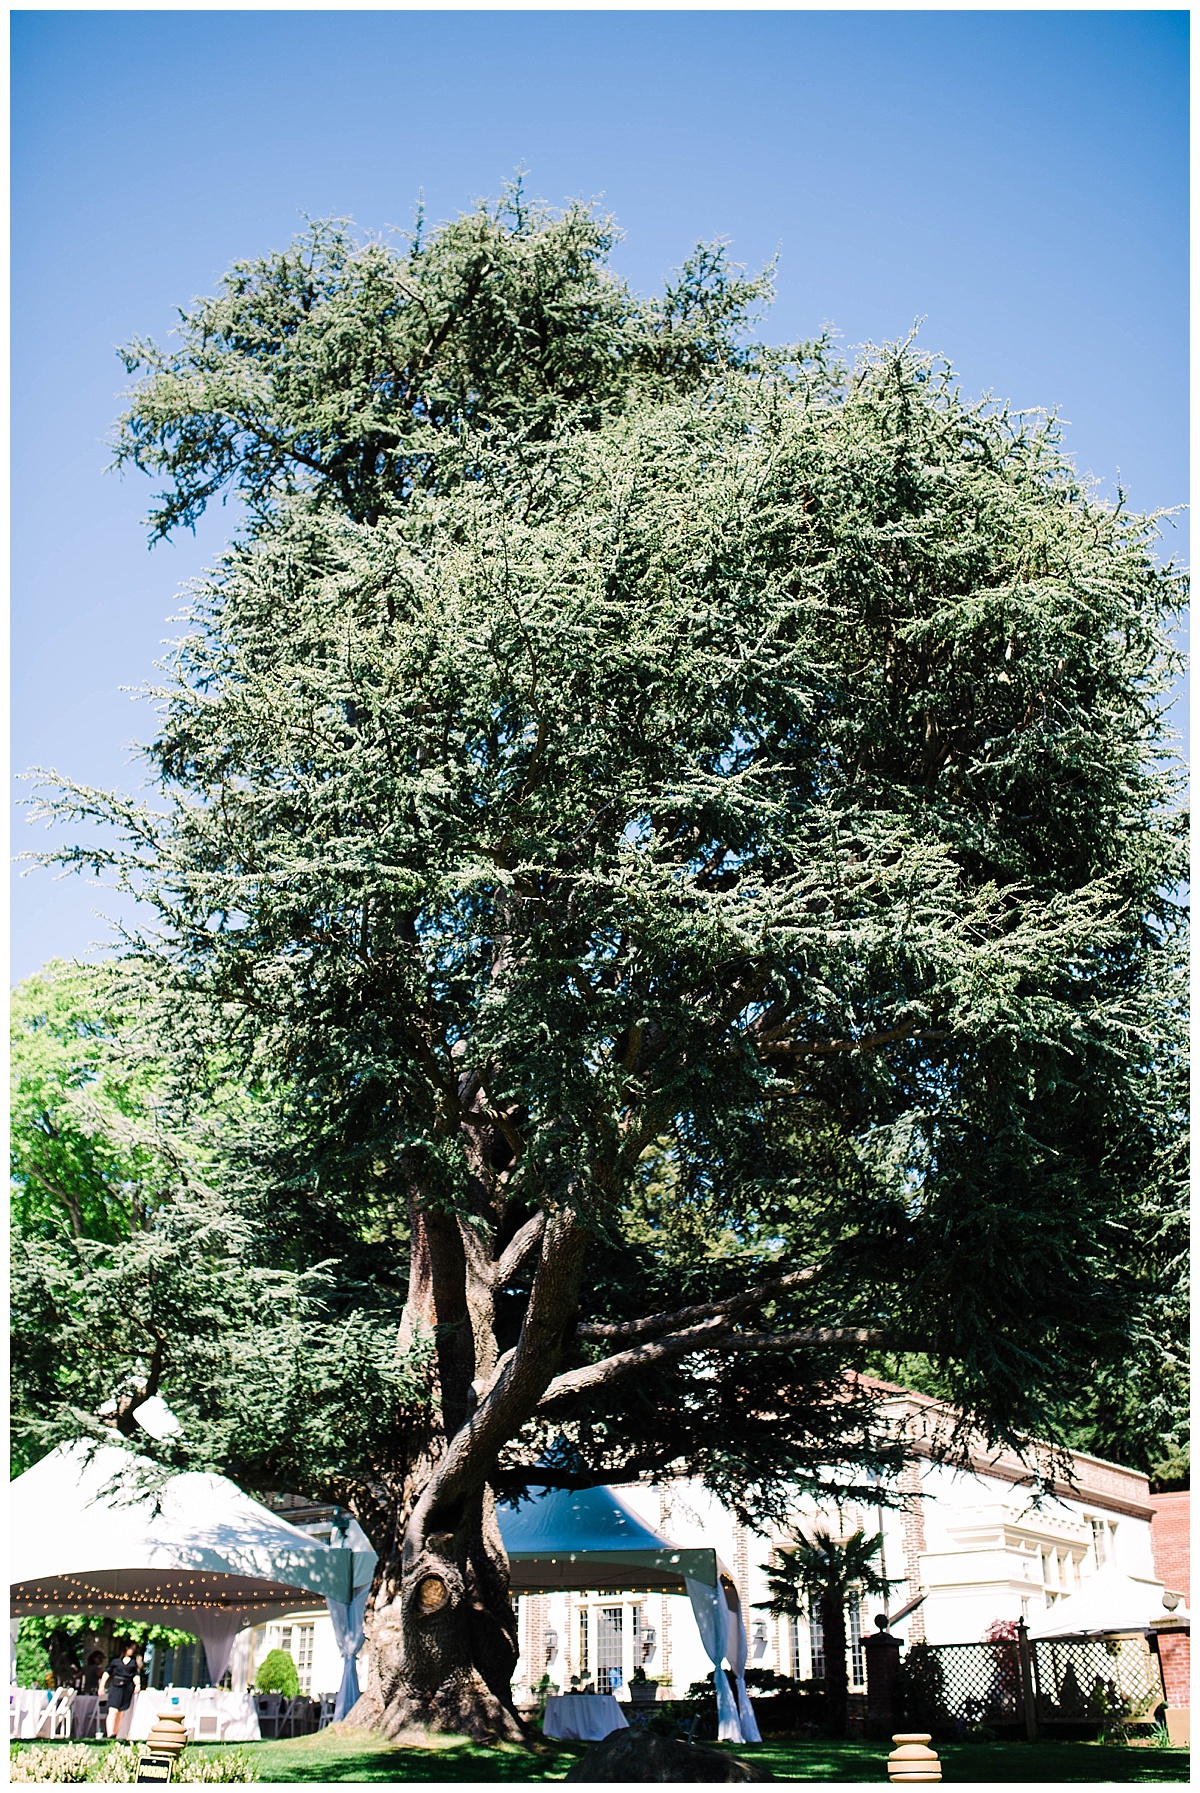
[{"x1": 99, "y1": 1640, "x2": 141, "y2": 1738}]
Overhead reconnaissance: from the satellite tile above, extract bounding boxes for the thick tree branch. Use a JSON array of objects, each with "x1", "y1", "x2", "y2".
[
  {"x1": 575, "y1": 1263, "x2": 820, "y2": 1342},
  {"x1": 492, "y1": 1212, "x2": 545, "y2": 1288},
  {"x1": 404, "y1": 1203, "x2": 589, "y2": 1561},
  {"x1": 538, "y1": 1321, "x2": 883, "y2": 1410}
]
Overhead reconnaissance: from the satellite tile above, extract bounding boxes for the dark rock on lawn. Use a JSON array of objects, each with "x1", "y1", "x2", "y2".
[{"x1": 563, "y1": 1728, "x2": 773, "y2": 1781}]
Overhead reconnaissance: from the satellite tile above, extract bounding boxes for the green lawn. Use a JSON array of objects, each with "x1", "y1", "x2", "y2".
[{"x1": 13, "y1": 1732, "x2": 1191, "y2": 1783}]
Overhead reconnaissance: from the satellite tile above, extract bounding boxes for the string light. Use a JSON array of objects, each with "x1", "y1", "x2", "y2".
[{"x1": 12, "y1": 1571, "x2": 316, "y2": 1614}]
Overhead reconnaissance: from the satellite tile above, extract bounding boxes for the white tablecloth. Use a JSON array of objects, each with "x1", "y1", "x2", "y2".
[
  {"x1": 128, "y1": 1688, "x2": 261, "y2": 1743},
  {"x1": 72, "y1": 1695, "x2": 101, "y2": 1738},
  {"x1": 10, "y1": 1688, "x2": 51, "y2": 1739},
  {"x1": 543, "y1": 1693, "x2": 628, "y2": 1742}
]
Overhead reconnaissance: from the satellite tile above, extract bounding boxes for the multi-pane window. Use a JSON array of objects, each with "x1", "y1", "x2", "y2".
[
  {"x1": 788, "y1": 1615, "x2": 801, "y2": 1680},
  {"x1": 848, "y1": 1601, "x2": 865, "y2": 1688},
  {"x1": 596, "y1": 1606, "x2": 624, "y2": 1693},
  {"x1": 279, "y1": 1624, "x2": 314, "y2": 1695},
  {"x1": 631, "y1": 1604, "x2": 644, "y2": 1666},
  {"x1": 577, "y1": 1608, "x2": 590, "y2": 1681},
  {"x1": 1089, "y1": 1519, "x2": 1116, "y2": 1569},
  {"x1": 808, "y1": 1607, "x2": 826, "y2": 1682}
]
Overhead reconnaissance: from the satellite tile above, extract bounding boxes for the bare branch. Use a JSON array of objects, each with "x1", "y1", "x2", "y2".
[
  {"x1": 539, "y1": 1321, "x2": 883, "y2": 1410},
  {"x1": 576, "y1": 1264, "x2": 820, "y2": 1343}
]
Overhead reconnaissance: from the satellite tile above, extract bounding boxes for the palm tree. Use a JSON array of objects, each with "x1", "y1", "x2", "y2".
[{"x1": 760, "y1": 1528, "x2": 896, "y2": 1736}]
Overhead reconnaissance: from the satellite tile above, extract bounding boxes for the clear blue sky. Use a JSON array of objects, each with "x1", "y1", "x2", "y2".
[{"x1": 11, "y1": 8, "x2": 1189, "y2": 982}]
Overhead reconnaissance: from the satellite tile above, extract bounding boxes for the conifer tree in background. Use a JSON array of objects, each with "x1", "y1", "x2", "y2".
[{"x1": 23, "y1": 183, "x2": 1186, "y2": 1739}]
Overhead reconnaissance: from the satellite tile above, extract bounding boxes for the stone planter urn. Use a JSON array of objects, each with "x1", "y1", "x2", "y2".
[
  {"x1": 887, "y1": 1733, "x2": 941, "y2": 1783},
  {"x1": 144, "y1": 1712, "x2": 189, "y2": 1760},
  {"x1": 628, "y1": 1679, "x2": 658, "y2": 1705}
]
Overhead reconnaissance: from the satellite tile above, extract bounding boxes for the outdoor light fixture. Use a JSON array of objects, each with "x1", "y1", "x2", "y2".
[
  {"x1": 545, "y1": 1628, "x2": 558, "y2": 1661},
  {"x1": 752, "y1": 1619, "x2": 767, "y2": 1658},
  {"x1": 641, "y1": 1626, "x2": 656, "y2": 1661}
]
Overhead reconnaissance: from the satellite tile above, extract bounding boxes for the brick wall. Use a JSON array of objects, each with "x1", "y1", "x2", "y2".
[
  {"x1": 898, "y1": 1460, "x2": 927, "y2": 1644},
  {"x1": 658, "y1": 1489, "x2": 673, "y2": 1691},
  {"x1": 1155, "y1": 1629, "x2": 1190, "y2": 1709},
  {"x1": 1150, "y1": 1492, "x2": 1190, "y2": 1602}
]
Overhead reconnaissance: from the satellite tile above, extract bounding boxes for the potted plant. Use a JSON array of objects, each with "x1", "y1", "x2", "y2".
[{"x1": 628, "y1": 1666, "x2": 658, "y2": 1705}]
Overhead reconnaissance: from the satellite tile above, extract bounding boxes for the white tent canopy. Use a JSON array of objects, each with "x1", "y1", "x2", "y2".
[
  {"x1": 1026, "y1": 1565, "x2": 1182, "y2": 1638},
  {"x1": 10, "y1": 1442, "x2": 372, "y2": 1683},
  {"x1": 498, "y1": 1484, "x2": 760, "y2": 1745}
]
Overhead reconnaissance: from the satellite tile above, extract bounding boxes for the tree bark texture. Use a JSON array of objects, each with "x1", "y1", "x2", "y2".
[{"x1": 345, "y1": 1104, "x2": 589, "y2": 1742}]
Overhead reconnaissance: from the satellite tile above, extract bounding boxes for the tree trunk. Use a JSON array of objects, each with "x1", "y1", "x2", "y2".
[
  {"x1": 822, "y1": 1592, "x2": 849, "y2": 1739},
  {"x1": 347, "y1": 1481, "x2": 524, "y2": 1742},
  {"x1": 346, "y1": 1191, "x2": 589, "y2": 1741}
]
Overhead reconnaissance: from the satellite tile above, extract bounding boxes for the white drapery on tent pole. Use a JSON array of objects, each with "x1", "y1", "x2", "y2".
[
  {"x1": 326, "y1": 1517, "x2": 376, "y2": 1720},
  {"x1": 192, "y1": 1610, "x2": 250, "y2": 1686},
  {"x1": 498, "y1": 1483, "x2": 761, "y2": 1746},
  {"x1": 684, "y1": 1574, "x2": 761, "y2": 1744}
]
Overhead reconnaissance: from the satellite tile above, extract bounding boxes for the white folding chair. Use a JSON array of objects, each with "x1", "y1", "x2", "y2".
[
  {"x1": 193, "y1": 1690, "x2": 227, "y2": 1742},
  {"x1": 35, "y1": 1689, "x2": 75, "y2": 1740}
]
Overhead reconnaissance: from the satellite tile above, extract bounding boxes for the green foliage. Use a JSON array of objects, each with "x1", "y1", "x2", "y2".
[
  {"x1": 10, "y1": 962, "x2": 176, "y2": 1243},
  {"x1": 112, "y1": 182, "x2": 773, "y2": 541},
  {"x1": 18, "y1": 1615, "x2": 195, "y2": 1652},
  {"x1": 15, "y1": 1628, "x2": 53, "y2": 1688},
  {"x1": 760, "y1": 1529, "x2": 895, "y2": 1620},
  {"x1": 23, "y1": 185, "x2": 1189, "y2": 1541},
  {"x1": 253, "y1": 1649, "x2": 300, "y2": 1697},
  {"x1": 10, "y1": 1182, "x2": 433, "y2": 1500},
  {"x1": 899, "y1": 1641, "x2": 950, "y2": 1726}
]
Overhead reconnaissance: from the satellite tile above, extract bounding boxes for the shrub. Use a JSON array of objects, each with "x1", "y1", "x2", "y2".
[
  {"x1": 251, "y1": 1649, "x2": 299, "y2": 1697},
  {"x1": 9, "y1": 1746, "x2": 258, "y2": 1784},
  {"x1": 10, "y1": 1745, "x2": 97, "y2": 1783}
]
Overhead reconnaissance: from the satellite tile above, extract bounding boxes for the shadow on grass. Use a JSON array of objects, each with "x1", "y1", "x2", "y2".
[
  {"x1": 723, "y1": 1739, "x2": 1190, "y2": 1784},
  {"x1": 196, "y1": 1728, "x2": 585, "y2": 1783},
  {"x1": 185, "y1": 1732, "x2": 1191, "y2": 1784}
]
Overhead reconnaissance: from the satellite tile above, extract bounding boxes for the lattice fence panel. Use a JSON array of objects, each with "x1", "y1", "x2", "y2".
[
  {"x1": 1032, "y1": 1633, "x2": 1163, "y2": 1726},
  {"x1": 900, "y1": 1640, "x2": 1021, "y2": 1727}
]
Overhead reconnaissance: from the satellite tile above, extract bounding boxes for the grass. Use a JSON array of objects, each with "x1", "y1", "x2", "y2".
[{"x1": 13, "y1": 1731, "x2": 1191, "y2": 1783}]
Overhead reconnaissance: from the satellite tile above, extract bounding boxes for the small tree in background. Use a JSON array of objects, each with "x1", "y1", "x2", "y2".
[
  {"x1": 252, "y1": 1648, "x2": 300, "y2": 1698},
  {"x1": 761, "y1": 1529, "x2": 895, "y2": 1736}
]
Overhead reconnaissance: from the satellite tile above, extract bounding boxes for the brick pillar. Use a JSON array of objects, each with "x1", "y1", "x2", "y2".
[
  {"x1": 1153, "y1": 1626, "x2": 1190, "y2": 1709},
  {"x1": 733, "y1": 1519, "x2": 750, "y2": 1613},
  {"x1": 525, "y1": 1593, "x2": 547, "y2": 1693},
  {"x1": 863, "y1": 1625, "x2": 902, "y2": 1740},
  {"x1": 898, "y1": 1462, "x2": 927, "y2": 1644}
]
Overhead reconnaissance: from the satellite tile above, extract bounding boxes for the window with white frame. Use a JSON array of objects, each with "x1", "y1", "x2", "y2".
[
  {"x1": 1088, "y1": 1518, "x2": 1116, "y2": 1569},
  {"x1": 596, "y1": 1606, "x2": 624, "y2": 1693},
  {"x1": 808, "y1": 1607, "x2": 826, "y2": 1682},
  {"x1": 848, "y1": 1600, "x2": 865, "y2": 1688},
  {"x1": 279, "y1": 1624, "x2": 314, "y2": 1695}
]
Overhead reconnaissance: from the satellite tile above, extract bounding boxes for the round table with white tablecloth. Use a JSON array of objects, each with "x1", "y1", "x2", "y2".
[
  {"x1": 542, "y1": 1693, "x2": 628, "y2": 1742},
  {"x1": 128, "y1": 1687, "x2": 261, "y2": 1743}
]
